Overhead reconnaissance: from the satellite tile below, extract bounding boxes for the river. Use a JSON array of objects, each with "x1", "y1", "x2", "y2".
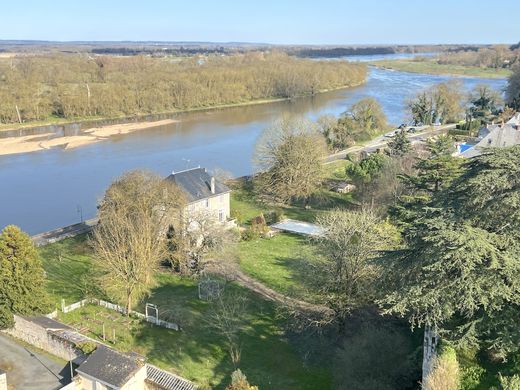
[{"x1": 0, "y1": 63, "x2": 507, "y2": 234}]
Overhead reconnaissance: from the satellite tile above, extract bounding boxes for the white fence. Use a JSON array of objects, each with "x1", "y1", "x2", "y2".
[
  {"x1": 62, "y1": 298, "x2": 89, "y2": 313},
  {"x1": 60, "y1": 298, "x2": 179, "y2": 331}
]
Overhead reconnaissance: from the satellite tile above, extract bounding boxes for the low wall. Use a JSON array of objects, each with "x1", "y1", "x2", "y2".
[
  {"x1": 3, "y1": 315, "x2": 84, "y2": 362},
  {"x1": 32, "y1": 218, "x2": 98, "y2": 247}
]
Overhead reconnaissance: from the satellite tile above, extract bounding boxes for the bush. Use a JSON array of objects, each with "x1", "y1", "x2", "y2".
[
  {"x1": 226, "y1": 369, "x2": 259, "y2": 390},
  {"x1": 0, "y1": 305, "x2": 14, "y2": 329},
  {"x1": 499, "y1": 374, "x2": 520, "y2": 390},
  {"x1": 241, "y1": 228, "x2": 259, "y2": 241},
  {"x1": 264, "y1": 210, "x2": 285, "y2": 225},
  {"x1": 424, "y1": 343, "x2": 460, "y2": 390},
  {"x1": 77, "y1": 341, "x2": 97, "y2": 354},
  {"x1": 460, "y1": 365, "x2": 485, "y2": 390},
  {"x1": 231, "y1": 210, "x2": 244, "y2": 225},
  {"x1": 251, "y1": 214, "x2": 269, "y2": 236}
]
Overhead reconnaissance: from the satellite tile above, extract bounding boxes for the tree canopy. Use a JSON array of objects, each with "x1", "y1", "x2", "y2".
[
  {"x1": 0, "y1": 52, "x2": 366, "y2": 124},
  {"x1": 380, "y1": 146, "x2": 520, "y2": 357},
  {"x1": 506, "y1": 64, "x2": 520, "y2": 110},
  {"x1": 408, "y1": 82, "x2": 463, "y2": 125},
  {"x1": 253, "y1": 116, "x2": 327, "y2": 205},
  {"x1": 0, "y1": 225, "x2": 51, "y2": 328},
  {"x1": 92, "y1": 170, "x2": 186, "y2": 313}
]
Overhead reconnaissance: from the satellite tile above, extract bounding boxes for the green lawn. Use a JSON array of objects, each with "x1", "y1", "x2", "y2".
[
  {"x1": 230, "y1": 162, "x2": 354, "y2": 225},
  {"x1": 237, "y1": 233, "x2": 318, "y2": 300},
  {"x1": 371, "y1": 59, "x2": 512, "y2": 79},
  {"x1": 39, "y1": 236, "x2": 331, "y2": 389}
]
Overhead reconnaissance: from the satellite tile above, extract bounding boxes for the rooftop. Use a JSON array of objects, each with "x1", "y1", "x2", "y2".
[
  {"x1": 166, "y1": 167, "x2": 230, "y2": 203},
  {"x1": 76, "y1": 346, "x2": 143, "y2": 388}
]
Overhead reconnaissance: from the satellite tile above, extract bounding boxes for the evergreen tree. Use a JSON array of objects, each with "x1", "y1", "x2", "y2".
[
  {"x1": 0, "y1": 225, "x2": 51, "y2": 329},
  {"x1": 387, "y1": 129, "x2": 411, "y2": 157},
  {"x1": 404, "y1": 135, "x2": 462, "y2": 193},
  {"x1": 380, "y1": 146, "x2": 520, "y2": 357}
]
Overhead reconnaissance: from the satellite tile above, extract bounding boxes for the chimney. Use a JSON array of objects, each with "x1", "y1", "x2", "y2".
[{"x1": 210, "y1": 177, "x2": 215, "y2": 194}]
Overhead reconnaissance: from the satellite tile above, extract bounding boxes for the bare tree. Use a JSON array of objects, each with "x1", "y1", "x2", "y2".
[
  {"x1": 205, "y1": 291, "x2": 249, "y2": 368},
  {"x1": 91, "y1": 170, "x2": 185, "y2": 313},
  {"x1": 166, "y1": 208, "x2": 238, "y2": 275},
  {"x1": 312, "y1": 209, "x2": 398, "y2": 325},
  {"x1": 253, "y1": 116, "x2": 327, "y2": 205}
]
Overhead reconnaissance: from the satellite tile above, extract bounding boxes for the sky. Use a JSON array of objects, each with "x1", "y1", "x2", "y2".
[{"x1": 1, "y1": 0, "x2": 519, "y2": 45}]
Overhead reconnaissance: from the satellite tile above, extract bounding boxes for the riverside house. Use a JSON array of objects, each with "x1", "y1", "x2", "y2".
[{"x1": 166, "y1": 167, "x2": 231, "y2": 223}]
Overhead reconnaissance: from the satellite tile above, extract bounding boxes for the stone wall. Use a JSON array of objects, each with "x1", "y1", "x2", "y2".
[{"x1": 3, "y1": 315, "x2": 85, "y2": 363}]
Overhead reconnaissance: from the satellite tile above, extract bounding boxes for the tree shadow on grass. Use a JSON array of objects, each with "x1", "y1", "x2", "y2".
[{"x1": 133, "y1": 276, "x2": 330, "y2": 389}]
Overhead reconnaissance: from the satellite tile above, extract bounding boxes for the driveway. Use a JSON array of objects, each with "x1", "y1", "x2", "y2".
[{"x1": 0, "y1": 334, "x2": 70, "y2": 390}]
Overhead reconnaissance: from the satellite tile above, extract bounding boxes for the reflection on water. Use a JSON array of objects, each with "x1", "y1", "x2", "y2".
[{"x1": 0, "y1": 68, "x2": 507, "y2": 234}]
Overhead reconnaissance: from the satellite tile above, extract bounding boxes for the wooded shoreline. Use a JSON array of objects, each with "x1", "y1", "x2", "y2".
[{"x1": 0, "y1": 81, "x2": 365, "y2": 156}]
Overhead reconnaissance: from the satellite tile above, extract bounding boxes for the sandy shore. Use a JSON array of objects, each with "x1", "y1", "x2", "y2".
[{"x1": 0, "y1": 119, "x2": 178, "y2": 156}]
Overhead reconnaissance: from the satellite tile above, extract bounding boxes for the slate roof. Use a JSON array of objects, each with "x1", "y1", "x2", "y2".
[
  {"x1": 166, "y1": 167, "x2": 230, "y2": 203},
  {"x1": 461, "y1": 123, "x2": 520, "y2": 157},
  {"x1": 76, "y1": 346, "x2": 143, "y2": 388},
  {"x1": 23, "y1": 316, "x2": 72, "y2": 330}
]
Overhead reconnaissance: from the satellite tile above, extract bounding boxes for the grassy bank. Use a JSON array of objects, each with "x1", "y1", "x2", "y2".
[{"x1": 371, "y1": 59, "x2": 511, "y2": 79}]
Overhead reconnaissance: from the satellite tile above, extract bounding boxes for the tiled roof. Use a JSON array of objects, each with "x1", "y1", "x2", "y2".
[{"x1": 166, "y1": 167, "x2": 230, "y2": 203}]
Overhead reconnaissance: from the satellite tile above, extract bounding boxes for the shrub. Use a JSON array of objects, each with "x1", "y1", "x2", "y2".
[
  {"x1": 264, "y1": 209, "x2": 285, "y2": 225},
  {"x1": 226, "y1": 369, "x2": 259, "y2": 390},
  {"x1": 251, "y1": 214, "x2": 269, "y2": 236},
  {"x1": 460, "y1": 365, "x2": 485, "y2": 390},
  {"x1": 499, "y1": 374, "x2": 520, "y2": 390},
  {"x1": 424, "y1": 343, "x2": 460, "y2": 390},
  {"x1": 77, "y1": 341, "x2": 97, "y2": 354},
  {"x1": 231, "y1": 210, "x2": 243, "y2": 225},
  {"x1": 0, "y1": 305, "x2": 14, "y2": 330},
  {"x1": 241, "y1": 228, "x2": 259, "y2": 241}
]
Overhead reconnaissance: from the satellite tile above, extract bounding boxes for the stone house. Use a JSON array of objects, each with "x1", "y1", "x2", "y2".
[{"x1": 166, "y1": 167, "x2": 231, "y2": 223}]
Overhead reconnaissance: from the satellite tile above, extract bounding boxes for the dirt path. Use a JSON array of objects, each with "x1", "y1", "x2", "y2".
[{"x1": 211, "y1": 264, "x2": 333, "y2": 317}]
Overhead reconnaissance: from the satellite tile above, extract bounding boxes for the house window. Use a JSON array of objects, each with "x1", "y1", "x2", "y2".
[{"x1": 218, "y1": 209, "x2": 224, "y2": 222}]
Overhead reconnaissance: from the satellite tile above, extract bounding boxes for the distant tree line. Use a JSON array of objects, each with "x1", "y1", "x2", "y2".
[
  {"x1": 294, "y1": 46, "x2": 395, "y2": 58},
  {"x1": 91, "y1": 46, "x2": 232, "y2": 56},
  {"x1": 0, "y1": 52, "x2": 366, "y2": 124},
  {"x1": 435, "y1": 44, "x2": 520, "y2": 69}
]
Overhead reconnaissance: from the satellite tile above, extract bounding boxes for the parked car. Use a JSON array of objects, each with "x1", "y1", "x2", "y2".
[{"x1": 407, "y1": 127, "x2": 416, "y2": 133}]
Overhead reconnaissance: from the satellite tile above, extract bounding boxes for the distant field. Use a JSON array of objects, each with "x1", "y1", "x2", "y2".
[{"x1": 371, "y1": 59, "x2": 512, "y2": 79}]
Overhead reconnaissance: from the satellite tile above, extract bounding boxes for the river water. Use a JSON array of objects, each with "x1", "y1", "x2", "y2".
[{"x1": 0, "y1": 63, "x2": 506, "y2": 234}]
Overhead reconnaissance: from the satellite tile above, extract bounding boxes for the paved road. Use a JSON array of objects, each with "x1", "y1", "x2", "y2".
[
  {"x1": 0, "y1": 334, "x2": 70, "y2": 390},
  {"x1": 325, "y1": 124, "x2": 454, "y2": 163}
]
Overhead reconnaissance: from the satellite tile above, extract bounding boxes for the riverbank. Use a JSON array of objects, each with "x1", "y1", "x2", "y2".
[
  {"x1": 0, "y1": 81, "x2": 365, "y2": 133},
  {"x1": 0, "y1": 82, "x2": 364, "y2": 156},
  {"x1": 0, "y1": 119, "x2": 179, "y2": 156},
  {"x1": 370, "y1": 59, "x2": 511, "y2": 79}
]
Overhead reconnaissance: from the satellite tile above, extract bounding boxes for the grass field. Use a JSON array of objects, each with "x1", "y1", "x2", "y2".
[
  {"x1": 230, "y1": 160, "x2": 354, "y2": 225},
  {"x1": 39, "y1": 236, "x2": 331, "y2": 389},
  {"x1": 371, "y1": 59, "x2": 512, "y2": 79},
  {"x1": 237, "y1": 233, "x2": 318, "y2": 300}
]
